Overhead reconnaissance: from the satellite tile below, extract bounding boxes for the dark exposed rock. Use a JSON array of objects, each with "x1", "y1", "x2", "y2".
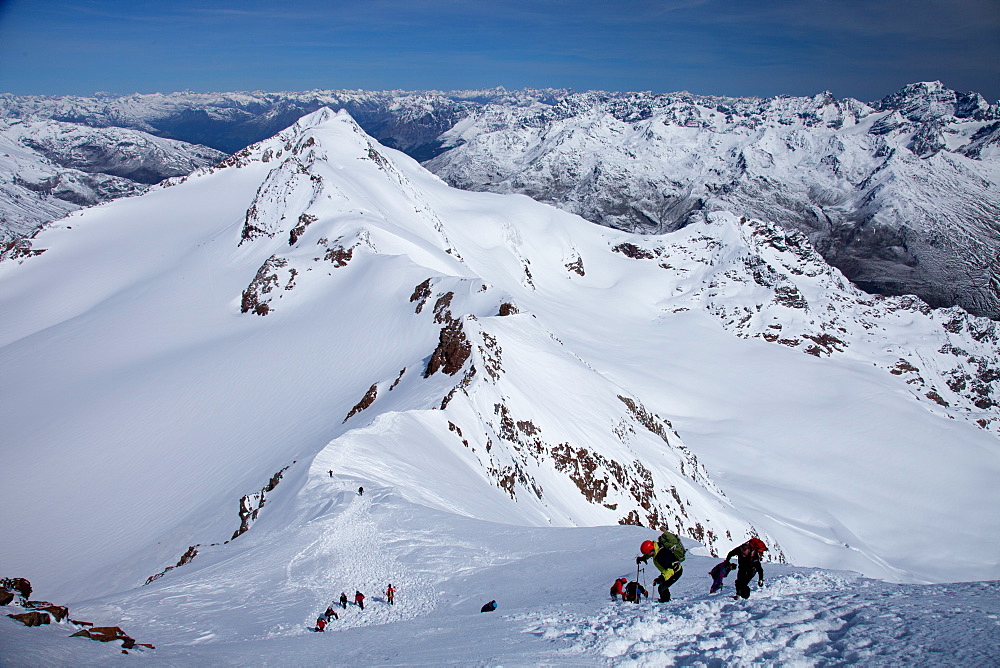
[
  {"x1": 612, "y1": 242, "x2": 656, "y2": 259},
  {"x1": 40, "y1": 605, "x2": 69, "y2": 622},
  {"x1": 0, "y1": 577, "x2": 31, "y2": 601},
  {"x1": 289, "y1": 212, "x2": 317, "y2": 245},
  {"x1": 425, "y1": 320, "x2": 472, "y2": 377},
  {"x1": 323, "y1": 244, "x2": 353, "y2": 267},
  {"x1": 23, "y1": 600, "x2": 55, "y2": 609},
  {"x1": 565, "y1": 256, "x2": 585, "y2": 276},
  {"x1": 71, "y1": 625, "x2": 153, "y2": 650},
  {"x1": 241, "y1": 255, "x2": 287, "y2": 314},
  {"x1": 410, "y1": 278, "x2": 433, "y2": 313},
  {"x1": 230, "y1": 464, "x2": 291, "y2": 541},
  {"x1": 7, "y1": 611, "x2": 50, "y2": 626},
  {"x1": 0, "y1": 589, "x2": 14, "y2": 606},
  {"x1": 344, "y1": 383, "x2": 378, "y2": 422},
  {"x1": 144, "y1": 545, "x2": 200, "y2": 585}
]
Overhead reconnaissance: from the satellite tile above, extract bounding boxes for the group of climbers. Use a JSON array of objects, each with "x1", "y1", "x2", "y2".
[
  {"x1": 610, "y1": 530, "x2": 769, "y2": 605},
  {"x1": 312, "y1": 585, "x2": 397, "y2": 631}
]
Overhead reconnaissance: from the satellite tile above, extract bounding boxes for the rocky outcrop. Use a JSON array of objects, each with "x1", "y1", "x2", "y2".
[
  {"x1": 71, "y1": 626, "x2": 155, "y2": 651},
  {"x1": 0, "y1": 577, "x2": 31, "y2": 602},
  {"x1": 231, "y1": 464, "x2": 292, "y2": 540},
  {"x1": 7, "y1": 611, "x2": 49, "y2": 626},
  {"x1": 144, "y1": 545, "x2": 200, "y2": 585},
  {"x1": 344, "y1": 383, "x2": 378, "y2": 422},
  {"x1": 425, "y1": 320, "x2": 472, "y2": 377}
]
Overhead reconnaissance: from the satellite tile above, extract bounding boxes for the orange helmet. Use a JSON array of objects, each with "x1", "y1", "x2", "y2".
[
  {"x1": 640, "y1": 540, "x2": 656, "y2": 555},
  {"x1": 748, "y1": 538, "x2": 768, "y2": 552}
]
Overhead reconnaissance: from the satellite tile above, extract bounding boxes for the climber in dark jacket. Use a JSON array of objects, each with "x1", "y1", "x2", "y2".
[
  {"x1": 726, "y1": 538, "x2": 767, "y2": 599},
  {"x1": 480, "y1": 600, "x2": 497, "y2": 613},
  {"x1": 623, "y1": 580, "x2": 648, "y2": 603}
]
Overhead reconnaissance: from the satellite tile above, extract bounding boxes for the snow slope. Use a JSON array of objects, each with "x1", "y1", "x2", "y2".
[
  {"x1": 1, "y1": 108, "x2": 998, "y2": 639},
  {"x1": 1, "y1": 483, "x2": 997, "y2": 666}
]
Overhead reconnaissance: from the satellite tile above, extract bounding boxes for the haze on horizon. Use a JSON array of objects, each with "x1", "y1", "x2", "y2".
[{"x1": 1, "y1": 0, "x2": 998, "y2": 103}]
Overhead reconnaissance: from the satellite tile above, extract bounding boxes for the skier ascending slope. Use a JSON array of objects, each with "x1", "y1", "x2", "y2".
[
  {"x1": 726, "y1": 538, "x2": 767, "y2": 600},
  {"x1": 636, "y1": 529, "x2": 686, "y2": 602}
]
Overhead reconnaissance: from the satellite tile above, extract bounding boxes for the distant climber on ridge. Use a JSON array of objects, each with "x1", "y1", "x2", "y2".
[
  {"x1": 726, "y1": 538, "x2": 767, "y2": 600},
  {"x1": 636, "y1": 529, "x2": 686, "y2": 602},
  {"x1": 355, "y1": 590, "x2": 365, "y2": 610},
  {"x1": 385, "y1": 584, "x2": 396, "y2": 605},
  {"x1": 358, "y1": 486, "x2": 364, "y2": 496},
  {"x1": 339, "y1": 592, "x2": 348, "y2": 609}
]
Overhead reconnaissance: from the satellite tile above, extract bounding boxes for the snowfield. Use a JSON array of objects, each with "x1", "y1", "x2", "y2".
[
  {"x1": 1, "y1": 484, "x2": 997, "y2": 665},
  {"x1": 1, "y1": 109, "x2": 997, "y2": 664}
]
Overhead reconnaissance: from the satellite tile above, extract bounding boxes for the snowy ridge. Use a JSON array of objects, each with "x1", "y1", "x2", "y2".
[
  {"x1": 212, "y1": 109, "x2": 774, "y2": 557},
  {"x1": 1, "y1": 109, "x2": 998, "y2": 663}
]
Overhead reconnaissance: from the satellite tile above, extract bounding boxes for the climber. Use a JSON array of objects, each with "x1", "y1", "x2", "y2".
[
  {"x1": 623, "y1": 580, "x2": 648, "y2": 603},
  {"x1": 725, "y1": 537, "x2": 768, "y2": 600},
  {"x1": 358, "y1": 486, "x2": 364, "y2": 496},
  {"x1": 324, "y1": 605, "x2": 338, "y2": 622},
  {"x1": 355, "y1": 590, "x2": 366, "y2": 610},
  {"x1": 708, "y1": 560, "x2": 737, "y2": 593},
  {"x1": 385, "y1": 584, "x2": 396, "y2": 605},
  {"x1": 314, "y1": 616, "x2": 327, "y2": 632},
  {"x1": 339, "y1": 592, "x2": 348, "y2": 609},
  {"x1": 636, "y1": 530, "x2": 686, "y2": 602},
  {"x1": 609, "y1": 577, "x2": 628, "y2": 601},
  {"x1": 480, "y1": 600, "x2": 497, "y2": 613}
]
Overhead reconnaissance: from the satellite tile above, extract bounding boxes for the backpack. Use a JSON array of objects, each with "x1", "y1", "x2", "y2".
[{"x1": 657, "y1": 531, "x2": 686, "y2": 563}]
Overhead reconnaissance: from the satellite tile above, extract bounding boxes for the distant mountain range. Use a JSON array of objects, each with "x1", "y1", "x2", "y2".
[{"x1": 2, "y1": 82, "x2": 998, "y2": 319}]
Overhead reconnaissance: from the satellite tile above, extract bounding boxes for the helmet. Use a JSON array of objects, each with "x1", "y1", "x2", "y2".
[
  {"x1": 640, "y1": 540, "x2": 656, "y2": 555},
  {"x1": 748, "y1": 538, "x2": 768, "y2": 552}
]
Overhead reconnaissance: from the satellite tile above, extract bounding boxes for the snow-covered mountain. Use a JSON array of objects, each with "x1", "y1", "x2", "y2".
[
  {"x1": 0, "y1": 118, "x2": 225, "y2": 242},
  {"x1": 3, "y1": 82, "x2": 998, "y2": 319},
  {"x1": 1, "y1": 110, "x2": 997, "y2": 663},
  {"x1": 427, "y1": 82, "x2": 1000, "y2": 320}
]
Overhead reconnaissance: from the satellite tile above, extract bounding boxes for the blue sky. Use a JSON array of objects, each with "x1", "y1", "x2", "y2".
[{"x1": 1, "y1": 0, "x2": 997, "y2": 101}]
